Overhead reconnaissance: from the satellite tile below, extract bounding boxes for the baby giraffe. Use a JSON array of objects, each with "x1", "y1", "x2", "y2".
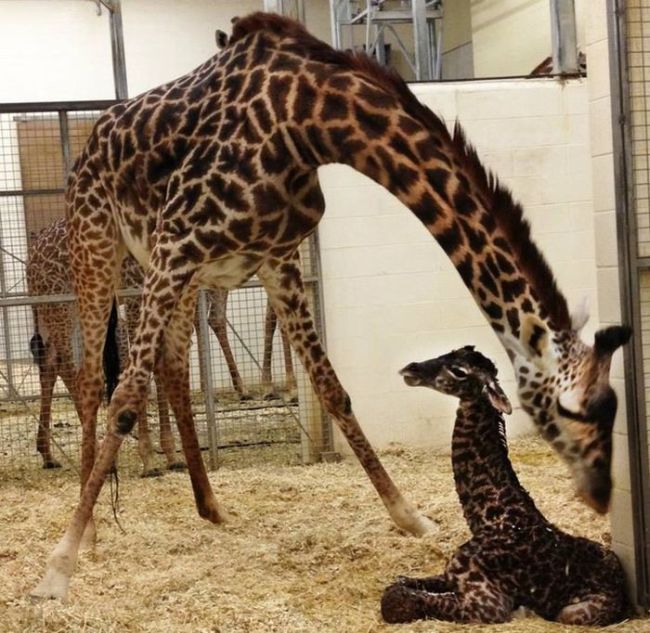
[{"x1": 381, "y1": 346, "x2": 627, "y2": 625}]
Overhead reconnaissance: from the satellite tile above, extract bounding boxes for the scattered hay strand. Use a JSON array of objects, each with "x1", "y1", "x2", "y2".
[{"x1": 1, "y1": 435, "x2": 647, "y2": 632}]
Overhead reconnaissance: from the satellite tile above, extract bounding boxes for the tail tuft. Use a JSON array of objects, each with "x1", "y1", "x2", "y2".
[
  {"x1": 30, "y1": 333, "x2": 46, "y2": 368},
  {"x1": 103, "y1": 301, "x2": 120, "y2": 403}
]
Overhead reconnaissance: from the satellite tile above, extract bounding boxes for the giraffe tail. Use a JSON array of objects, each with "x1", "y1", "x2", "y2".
[
  {"x1": 29, "y1": 332, "x2": 46, "y2": 369},
  {"x1": 103, "y1": 300, "x2": 120, "y2": 403}
]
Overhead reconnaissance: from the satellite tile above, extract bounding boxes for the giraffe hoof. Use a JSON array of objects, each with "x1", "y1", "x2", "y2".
[
  {"x1": 381, "y1": 585, "x2": 417, "y2": 624},
  {"x1": 238, "y1": 393, "x2": 253, "y2": 402},
  {"x1": 167, "y1": 461, "x2": 187, "y2": 472},
  {"x1": 262, "y1": 392, "x2": 277, "y2": 401},
  {"x1": 42, "y1": 460, "x2": 62, "y2": 469},
  {"x1": 141, "y1": 467, "x2": 164, "y2": 478}
]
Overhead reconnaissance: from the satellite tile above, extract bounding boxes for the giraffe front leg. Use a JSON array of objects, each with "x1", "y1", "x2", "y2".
[
  {"x1": 394, "y1": 573, "x2": 449, "y2": 592},
  {"x1": 382, "y1": 572, "x2": 513, "y2": 623},
  {"x1": 381, "y1": 583, "x2": 464, "y2": 623},
  {"x1": 30, "y1": 374, "x2": 145, "y2": 601},
  {"x1": 257, "y1": 254, "x2": 435, "y2": 537}
]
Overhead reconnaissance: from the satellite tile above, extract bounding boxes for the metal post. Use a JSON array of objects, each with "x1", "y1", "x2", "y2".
[
  {"x1": 58, "y1": 111, "x2": 71, "y2": 179},
  {"x1": 197, "y1": 290, "x2": 219, "y2": 470},
  {"x1": 549, "y1": 0, "x2": 578, "y2": 75},
  {"x1": 263, "y1": 0, "x2": 305, "y2": 22},
  {"x1": 412, "y1": 0, "x2": 433, "y2": 80},
  {"x1": 108, "y1": 0, "x2": 128, "y2": 99}
]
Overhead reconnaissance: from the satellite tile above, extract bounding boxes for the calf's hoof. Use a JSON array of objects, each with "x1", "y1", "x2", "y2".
[{"x1": 381, "y1": 584, "x2": 418, "y2": 624}]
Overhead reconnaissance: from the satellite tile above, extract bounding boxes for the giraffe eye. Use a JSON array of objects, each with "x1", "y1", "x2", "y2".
[{"x1": 448, "y1": 366, "x2": 468, "y2": 379}]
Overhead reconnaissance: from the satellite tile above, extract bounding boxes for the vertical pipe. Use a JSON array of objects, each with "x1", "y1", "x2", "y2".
[
  {"x1": 109, "y1": 0, "x2": 128, "y2": 100},
  {"x1": 197, "y1": 290, "x2": 219, "y2": 470},
  {"x1": 412, "y1": 0, "x2": 432, "y2": 80},
  {"x1": 58, "y1": 111, "x2": 71, "y2": 179},
  {"x1": 549, "y1": 0, "x2": 579, "y2": 74}
]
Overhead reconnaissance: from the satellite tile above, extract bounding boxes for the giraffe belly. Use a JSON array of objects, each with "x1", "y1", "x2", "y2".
[{"x1": 197, "y1": 255, "x2": 263, "y2": 290}]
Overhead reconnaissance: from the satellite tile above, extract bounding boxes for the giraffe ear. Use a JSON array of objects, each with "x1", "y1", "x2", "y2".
[
  {"x1": 571, "y1": 296, "x2": 590, "y2": 332},
  {"x1": 484, "y1": 380, "x2": 512, "y2": 415}
]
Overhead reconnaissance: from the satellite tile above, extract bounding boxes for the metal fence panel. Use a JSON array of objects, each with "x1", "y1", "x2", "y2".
[{"x1": 0, "y1": 101, "x2": 330, "y2": 476}]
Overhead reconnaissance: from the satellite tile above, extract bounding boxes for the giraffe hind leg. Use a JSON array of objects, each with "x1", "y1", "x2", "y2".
[
  {"x1": 156, "y1": 282, "x2": 226, "y2": 523},
  {"x1": 206, "y1": 288, "x2": 250, "y2": 400},
  {"x1": 153, "y1": 370, "x2": 186, "y2": 470},
  {"x1": 257, "y1": 251, "x2": 435, "y2": 537}
]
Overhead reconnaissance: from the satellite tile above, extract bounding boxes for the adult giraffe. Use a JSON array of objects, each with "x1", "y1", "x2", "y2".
[{"x1": 32, "y1": 13, "x2": 630, "y2": 599}]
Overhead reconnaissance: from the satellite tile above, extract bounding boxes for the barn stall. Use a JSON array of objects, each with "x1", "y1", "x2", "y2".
[{"x1": 0, "y1": 0, "x2": 649, "y2": 631}]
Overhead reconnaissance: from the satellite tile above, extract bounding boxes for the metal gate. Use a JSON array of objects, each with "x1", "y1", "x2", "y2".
[
  {"x1": 0, "y1": 100, "x2": 331, "y2": 476},
  {"x1": 610, "y1": 0, "x2": 650, "y2": 608}
]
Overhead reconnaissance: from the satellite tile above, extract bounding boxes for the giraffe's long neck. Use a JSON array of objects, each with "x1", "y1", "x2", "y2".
[
  {"x1": 302, "y1": 70, "x2": 570, "y2": 368},
  {"x1": 452, "y1": 398, "x2": 543, "y2": 534},
  {"x1": 232, "y1": 24, "x2": 569, "y2": 369},
  {"x1": 335, "y1": 127, "x2": 562, "y2": 364}
]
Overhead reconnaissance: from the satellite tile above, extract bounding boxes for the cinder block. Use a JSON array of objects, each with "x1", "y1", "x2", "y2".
[
  {"x1": 612, "y1": 432, "x2": 632, "y2": 492},
  {"x1": 585, "y1": 0, "x2": 608, "y2": 46},
  {"x1": 597, "y1": 267, "x2": 623, "y2": 322},
  {"x1": 456, "y1": 83, "x2": 564, "y2": 120},
  {"x1": 594, "y1": 211, "x2": 620, "y2": 267},
  {"x1": 591, "y1": 153, "x2": 616, "y2": 212},
  {"x1": 589, "y1": 96, "x2": 615, "y2": 157},
  {"x1": 513, "y1": 146, "x2": 567, "y2": 179},
  {"x1": 586, "y1": 38, "x2": 612, "y2": 102},
  {"x1": 610, "y1": 487, "x2": 635, "y2": 546},
  {"x1": 561, "y1": 81, "x2": 589, "y2": 115}
]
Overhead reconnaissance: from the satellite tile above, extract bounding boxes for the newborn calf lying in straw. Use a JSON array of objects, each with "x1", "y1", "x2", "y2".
[{"x1": 381, "y1": 346, "x2": 627, "y2": 625}]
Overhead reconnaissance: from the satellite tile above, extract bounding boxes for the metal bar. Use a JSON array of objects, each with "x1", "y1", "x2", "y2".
[
  {"x1": 58, "y1": 111, "x2": 72, "y2": 180},
  {"x1": 549, "y1": 0, "x2": 579, "y2": 75},
  {"x1": 197, "y1": 290, "x2": 219, "y2": 470},
  {"x1": 109, "y1": 0, "x2": 128, "y2": 99},
  {"x1": 412, "y1": 0, "x2": 433, "y2": 80},
  {"x1": 607, "y1": 0, "x2": 650, "y2": 608},
  {"x1": 0, "y1": 219, "x2": 14, "y2": 396},
  {"x1": 0, "y1": 188, "x2": 65, "y2": 198},
  {"x1": 0, "y1": 100, "x2": 118, "y2": 114}
]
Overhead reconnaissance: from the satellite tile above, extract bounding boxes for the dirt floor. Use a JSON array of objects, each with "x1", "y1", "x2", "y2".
[{"x1": 1, "y1": 435, "x2": 649, "y2": 633}]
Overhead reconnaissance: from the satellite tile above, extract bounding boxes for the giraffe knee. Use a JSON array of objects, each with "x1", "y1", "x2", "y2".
[{"x1": 116, "y1": 410, "x2": 138, "y2": 435}]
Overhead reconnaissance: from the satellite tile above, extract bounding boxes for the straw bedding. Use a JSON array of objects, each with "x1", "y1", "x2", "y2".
[{"x1": 1, "y1": 436, "x2": 648, "y2": 633}]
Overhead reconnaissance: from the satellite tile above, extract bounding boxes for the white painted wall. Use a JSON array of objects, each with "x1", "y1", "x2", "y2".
[{"x1": 319, "y1": 78, "x2": 598, "y2": 452}]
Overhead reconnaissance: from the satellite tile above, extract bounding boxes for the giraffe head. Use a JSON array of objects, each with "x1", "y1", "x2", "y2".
[
  {"x1": 513, "y1": 309, "x2": 631, "y2": 514},
  {"x1": 400, "y1": 346, "x2": 512, "y2": 415}
]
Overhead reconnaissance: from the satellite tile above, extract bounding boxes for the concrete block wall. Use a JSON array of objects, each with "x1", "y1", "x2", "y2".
[{"x1": 317, "y1": 77, "x2": 599, "y2": 452}]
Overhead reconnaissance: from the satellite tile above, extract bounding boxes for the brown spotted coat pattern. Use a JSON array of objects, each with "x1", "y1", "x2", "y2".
[{"x1": 32, "y1": 13, "x2": 629, "y2": 600}]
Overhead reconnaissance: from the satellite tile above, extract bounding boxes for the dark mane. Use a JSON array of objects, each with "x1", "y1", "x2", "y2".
[{"x1": 230, "y1": 12, "x2": 572, "y2": 331}]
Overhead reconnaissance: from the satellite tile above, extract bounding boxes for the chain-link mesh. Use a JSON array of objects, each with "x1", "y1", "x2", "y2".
[{"x1": 0, "y1": 102, "x2": 330, "y2": 477}]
